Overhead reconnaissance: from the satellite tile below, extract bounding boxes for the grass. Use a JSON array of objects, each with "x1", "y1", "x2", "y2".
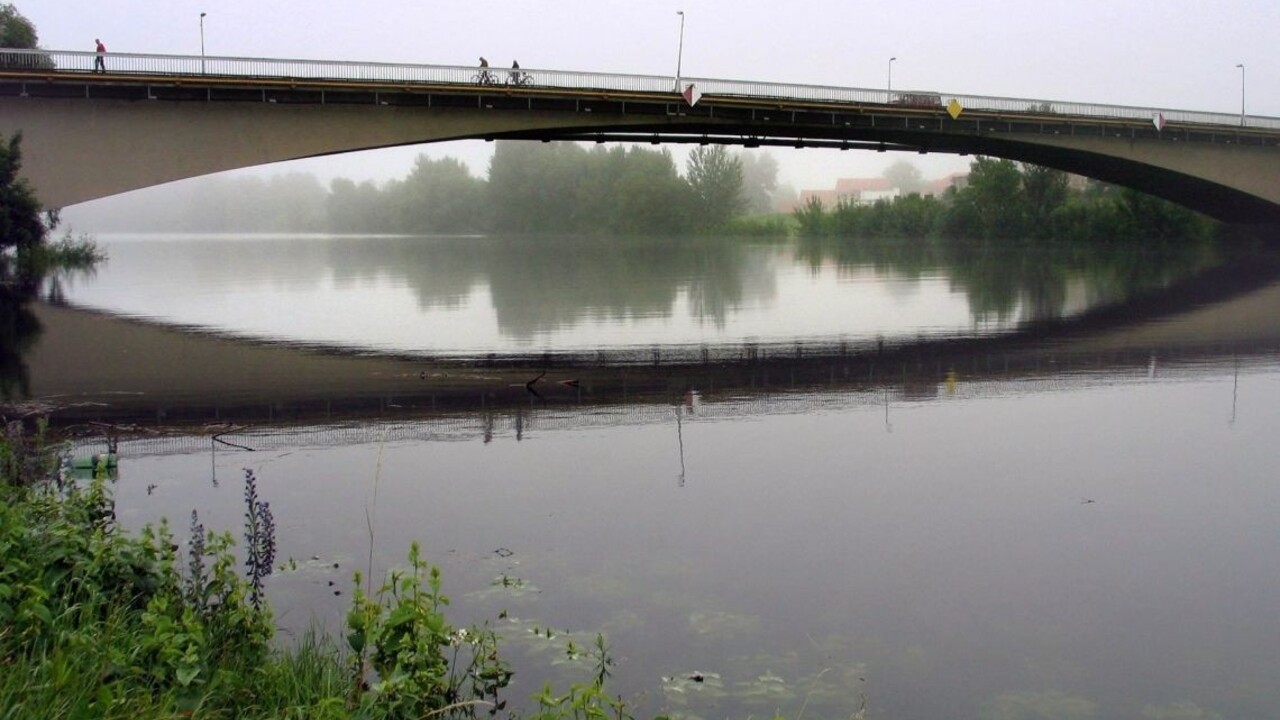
[
  {"x1": 719, "y1": 213, "x2": 797, "y2": 239},
  {"x1": 0, "y1": 619, "x2": 355, "y2": 719}
]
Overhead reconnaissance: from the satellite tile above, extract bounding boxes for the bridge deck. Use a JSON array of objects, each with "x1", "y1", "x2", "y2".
[{"x1": 3, "y1": 47, "x2": 1278, "y2": 148}]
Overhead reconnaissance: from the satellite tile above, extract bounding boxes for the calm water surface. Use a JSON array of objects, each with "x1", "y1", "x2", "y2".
[
  {"x1": 55, "y1": 233, "x2": 1280, "y2": 719},
  {"x1": 57, "y1": 233, "x2": 1215, "y2": 359}
]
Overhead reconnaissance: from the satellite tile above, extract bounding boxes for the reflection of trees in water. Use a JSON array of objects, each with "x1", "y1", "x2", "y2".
[
  {"x1": 104, "y1": 233, "x2": 1225, "y2": 349},
  {"x1": 0, "y1": 286, "x2": 41, "y2": 399},
  {"x1": 687, "y1": 246, "x2": 776, "y2": 329},
  {"x1": 320, "y1": 235, "x2": 754, "y2": 336},
  {"x1": 325, "y1": 235, "x2": 767, "y2": 338},
  {"x1": 471, "y1": 236, "x2": 759, "y2": 339},
  {"x1": 795, "y1": 235, "x2": 1220, "y2": 325},
  {"x1": 168, "y1": 234, "x2": 767, "y2": 340},
  {"x1": 112, "y1": 234, "x2": 757, "y2": 338},
  {"x1": 324, "y1": 236, "x2": 484, "y2": 310},
  {"x1": 0, "y1": 257, "x2": 107, "y2": 399}
]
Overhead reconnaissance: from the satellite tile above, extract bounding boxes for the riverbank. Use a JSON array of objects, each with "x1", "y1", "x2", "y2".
[{"x1": 0, "y1": 423, "x2": 633, "y2": 719}]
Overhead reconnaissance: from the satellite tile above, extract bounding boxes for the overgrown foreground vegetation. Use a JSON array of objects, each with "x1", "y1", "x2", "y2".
[{"x1": 0, "y1": 421, "x2": 634, "y2": 719}]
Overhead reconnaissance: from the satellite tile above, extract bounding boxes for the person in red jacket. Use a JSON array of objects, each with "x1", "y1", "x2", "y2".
[{"x1": 94, "y1": 38, "x2": 106, "y2": 73}]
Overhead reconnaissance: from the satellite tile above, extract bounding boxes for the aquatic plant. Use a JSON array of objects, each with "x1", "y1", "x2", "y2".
[
  {"x1": 243, "y1": 468, "x2": 277, "y2": 611},
  {"x1": 531, "y1": 633, "x2": 629, "y2": 720},
  {"x1": 345, "y1": 540, "x2": 515, "y2": 718}
]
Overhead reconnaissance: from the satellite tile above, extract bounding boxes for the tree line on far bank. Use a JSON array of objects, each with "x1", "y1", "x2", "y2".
[
  {"x1": 67, "y1": 147, "x2": 1218, "y2": 246},
  {"x1": 333, "y1": 142, "x2": 759, "y2": 235},
  {"x1": 69, "y1": 142, "x2": 781, "y2": 236},
  {"x1": 794, "y1": 156, "x2": 1218, "y2": 245}
]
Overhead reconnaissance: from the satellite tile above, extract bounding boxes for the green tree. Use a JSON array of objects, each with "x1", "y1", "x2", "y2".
[
  {"x1": 686, "y1": 144, "x2": 745, "y2": 229},
  {"x1": 572, "y1": 145, "x2": 631, "y2": 232},
  {"x1": 885, "y1": 193, "x2": 945, "y2": 237},
  {"x1": 1113, "y1": 187, "x2": 1214, "y2": 243},
  {"x1": 488, "y1": 141, "x2": 589, "y2": 232},
  {"x1": 0, "y1": 4, "x2": 48, "y2": 70},
  {"x1": 0, "y1": 4, "x2": 37, "y2": 49},
  {"x1": 0, "y1": 132, "x2": 45, "y2": 281},
  {"x1": 739, "y1": 150, "x2": 779, "y2": 214},
  {"x1": 326, "y1": 178, "x2": 392, "y2": 233},
  {"x1": 944, "y1": 156, "x2": 1025, "y2": 239},
  {"x1": 791, "y1": 196, "x2": 827, "y2": 237},
  {"x1": 490, "y1": 141, "x2": 697, "y2": 235},
  {"x1": 602, "y1": 147, "x2": 693, "y2": 234},
  {"x1": 390, "y1": 155, "x2": 486, "y2": 233},
  {"x1": 1020, "y1": 162, "x2": 1070, "y2": 236},
  {"x1": 883, "y1": 159, "x2": 926, "y2": 195},
  {"x1": 263, "y1": 173, "x2": 327, "y2": 232}
]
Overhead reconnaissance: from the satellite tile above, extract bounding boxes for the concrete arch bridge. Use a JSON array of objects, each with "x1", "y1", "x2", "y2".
[{"x1": 1, "y1": 48, "x2": 1279, "y2": 222}]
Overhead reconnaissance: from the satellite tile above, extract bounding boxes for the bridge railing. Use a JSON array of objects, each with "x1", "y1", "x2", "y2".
[
  {"x1": 691, "y1": 77, "x2": 1280, "y2": 131},
  {"x1": 5, "y1": 48, "x2": 1278, "y2": 131}
]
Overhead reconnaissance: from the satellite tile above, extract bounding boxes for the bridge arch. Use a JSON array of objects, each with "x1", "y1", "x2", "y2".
[{"x1": 2, "y1": 49, "x2": 1279, "y2": 223}]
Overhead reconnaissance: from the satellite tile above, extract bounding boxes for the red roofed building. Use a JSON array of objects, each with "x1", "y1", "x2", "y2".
[
  {"x1": 834, "y1": 177, "x2": 897, "y2": 202},
  {"x1": 785, "y1": 172, "x2": 970, "y2": 212}
]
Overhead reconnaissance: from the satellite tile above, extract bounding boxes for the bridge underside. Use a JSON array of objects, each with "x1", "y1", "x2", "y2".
[{"x1": 2, "y1": 80, "x2": 1279, "y2": 224}]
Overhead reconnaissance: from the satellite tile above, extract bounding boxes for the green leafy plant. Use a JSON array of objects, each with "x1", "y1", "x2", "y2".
[
  {"x1": 1, "y1": 420, "x2": 646, "y2": 719},
  {"x1": 346, "y1": 540, "x2": 514, "y2": 718},
  {"x1": 0, "y1": 422, "x2": 279, "y2": 714},
  {"x1": 530, "y1": 634, "x2": 629, "y2": 720}
]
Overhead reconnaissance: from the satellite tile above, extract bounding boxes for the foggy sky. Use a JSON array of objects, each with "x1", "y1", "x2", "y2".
[{"x1": 25, "y1": 1, "x2": 1279, "y2": 193}]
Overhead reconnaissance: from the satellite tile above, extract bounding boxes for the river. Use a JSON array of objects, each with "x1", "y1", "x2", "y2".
[{"x1": 22, "y1": 232, "x2": 1280, "y2": 719}]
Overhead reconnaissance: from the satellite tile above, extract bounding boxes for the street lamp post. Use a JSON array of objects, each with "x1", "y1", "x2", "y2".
[
  {"x1": 888, "y1": 56, "x2": 897, "y2": 100},
  {"x1": 675, "y1": 10, "x2": 686, "y2": 89},
  {"x1": 200, "y1": 12, "x2": 207, "y2": 74},
  {"x1": 1236, "y1": 63, "x2": 1245, "y2": 126}
]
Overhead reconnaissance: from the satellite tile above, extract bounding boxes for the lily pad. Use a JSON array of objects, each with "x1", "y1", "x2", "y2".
[
  {"x1": 734, "y1": 671, "x2": 794, "y2": 705},
  {"x1": 1141, "y1": 702, "x2": 1224, "y2": 720},
  {"x1": 490, "y1": 616, "x2": 602, "y2": 675},
  {"x1": 464, "y1": 575, "x2": 541, "y2": 602},
  {"x1": 687, "y1": 610, "x2": 762, "y2": 642},
  {"x1": 661, "y1": 671, "x2": 727, "y2": 705},
  {"x1": 979, "y1": 690, "x2": 1098, "y2": 720}
]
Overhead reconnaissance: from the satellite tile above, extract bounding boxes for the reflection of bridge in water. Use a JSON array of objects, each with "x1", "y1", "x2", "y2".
[
  {"x1": 70, "y1": 342, "x2": 1278, "y2": 460},
  {"x1": 3, "y1": 49, "x2": 1280, "y2": 221},
  {"x1": 28, "y1": 244, "x2": 1280, "y2": 436}
]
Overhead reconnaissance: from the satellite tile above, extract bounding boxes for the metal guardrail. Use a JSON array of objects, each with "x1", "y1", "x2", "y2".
[{"x1": 3, "y1": 48, "x2": 1278, "y2": 132}]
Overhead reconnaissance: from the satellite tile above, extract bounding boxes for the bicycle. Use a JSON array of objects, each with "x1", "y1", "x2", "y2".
[
  {"x1": 506, "y1": 71, "x2": 533, "y2": 87},
  {"x1": 471, "y1": 70, "x2": 496, "y2": 85}
]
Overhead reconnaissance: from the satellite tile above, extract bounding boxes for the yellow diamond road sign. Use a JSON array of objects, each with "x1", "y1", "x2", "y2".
[{"x1": 947, "y1": 99, "x2": 963, "y2": 119}]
